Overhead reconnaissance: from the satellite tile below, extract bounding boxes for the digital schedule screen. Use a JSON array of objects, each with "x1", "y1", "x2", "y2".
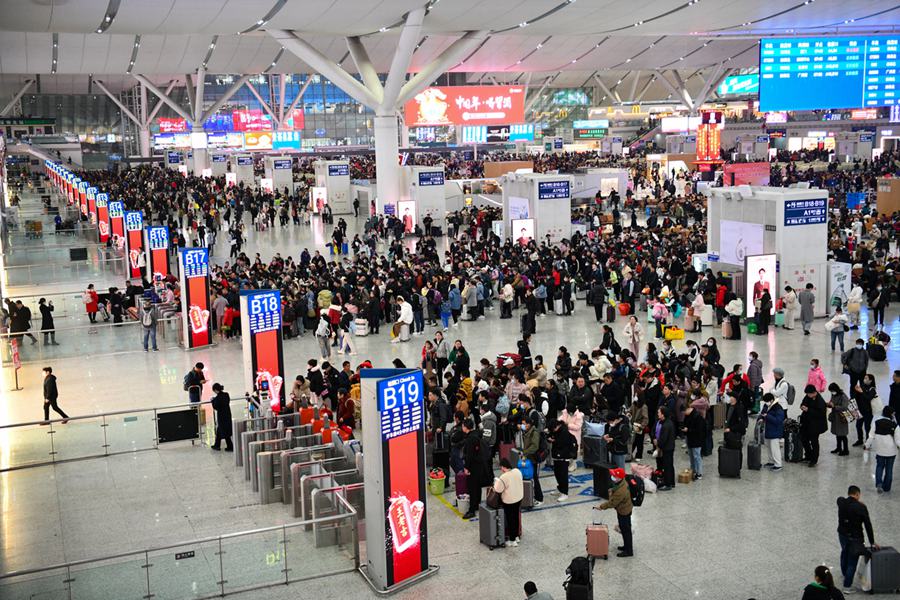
[
  {"x1": 377, "y1": 370, "x2": 424, "y2": 442},
  {"x1": 328, "y1": 164, "x2": 349, "y2": 177},
  {"x1": 247, "y1": 290, "x2": 281, "y2": 334},
  {"x1": 538, "y1": 180, "x2": 570, "y2": 200},
  {"x1": 273, "y1": 159, "x2": 292, "y2": 170},
  {"x1": 418, "y1": 171, "x2": 444, "y2": 186},
  {"x1": 181, "y1": 248, "x2": 209, "y2": 278},
  {"x1": 760, "y1": 35, "x2": 899, "y2": 111}
]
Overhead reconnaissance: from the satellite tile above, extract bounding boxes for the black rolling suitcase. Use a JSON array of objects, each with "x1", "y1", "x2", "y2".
[
  {"x1": 564, "y1": 557, "x2": 593, "y2": 600},
  {"x1": 869, "y1": 546, "x2": 900, "y2": 593},
  {"x1": 718, "y1": 445, "x2": 742, "y2": 478},
  {"x1": 784, "y1": 430, "x2": 804, "y2": 462}
]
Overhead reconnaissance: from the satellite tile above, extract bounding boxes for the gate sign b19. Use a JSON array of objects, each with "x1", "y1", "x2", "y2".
[{"x1": 377, "y1": 371, "x2": 424, "y2": 442}]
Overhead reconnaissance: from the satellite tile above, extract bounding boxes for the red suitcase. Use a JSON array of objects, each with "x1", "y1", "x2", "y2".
[
  {"x1": 455, "y1": 471, "x2": 468, "y2": 497},
  {"x1": 499, "y1": 442, "x2": 514, "y2": 463},
  {"x1": 299, "y1": 407, "x2": 316, "y2": 426}
]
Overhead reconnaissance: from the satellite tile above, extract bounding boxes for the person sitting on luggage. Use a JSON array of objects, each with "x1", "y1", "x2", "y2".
[
  {"x1": 492, "y1": 458, "x2": 524, "y2": 547},
  {"x1": 801, "y1": 565, "x2": 845, "y2": 600},
  {"x1": 593, "y1": 467, "x2": 634, "y2": 557}
]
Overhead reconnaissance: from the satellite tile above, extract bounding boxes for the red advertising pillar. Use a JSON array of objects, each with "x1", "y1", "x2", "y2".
[
  {"x1": 108, "y1": 201, "x2": 125, "y2": 248},
  {"x1": 95, "y1": 192, "x2": 110, "y2": 243},
  {"x1": 178, "y1": 248, "x2": 213, "y2": 349},
  {"x1": 239, "y1": 290, "x2": 285, "y2": 413},
  {"x1": 124, "y1": 211, "x2": 144, "y2": 279},
  {"x1": 145, "y1": 225, "x2": 170, "y2": 281}
]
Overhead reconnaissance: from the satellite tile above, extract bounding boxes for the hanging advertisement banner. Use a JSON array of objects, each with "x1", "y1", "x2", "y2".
[
  {"x1": 404, "y1": 86, "x2": 526, "y2": 127},
  {"x1": 95, "y1": 192, "x2": 110, "y2": 244},
  {"x1": 145, "y1": 225, "x2": 170, "y2": 281},
  {"x1": 239, "y1": 290, "x2": 285, "y2": 413},
  {"x1": 179, "y1": 248, "x2": 213, "y2": 349},
  {"x1": 360, "y1": 368, "x2": 433, "y2": 593},
  {"x1": 124, "y1": 211, "x2": 144, "y2": 279}
]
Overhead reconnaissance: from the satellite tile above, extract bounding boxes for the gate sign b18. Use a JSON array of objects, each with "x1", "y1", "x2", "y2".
[{"x1": 784, "y1": 198, "x2": 827, "y2": 226}]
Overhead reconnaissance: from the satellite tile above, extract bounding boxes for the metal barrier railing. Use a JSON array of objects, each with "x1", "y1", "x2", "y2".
[
  {"x1": 0, "y1": 493, "x2": 360, "y2": 600},
  {"x1": 2, "y1": 254, "x2": 127, "y2": 286},
  {"x1": 0, "y1": 317, "x2": 182, "y2": 366},
  {"x1": 0, "y1": 395, "x2": 259, "y2": 472}
]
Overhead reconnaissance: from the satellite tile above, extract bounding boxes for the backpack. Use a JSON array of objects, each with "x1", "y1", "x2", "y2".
[
  {"x1": 183, "y1": 373, "x2": 192, "y2": 392},
  {"x1": 785, "y1": 382, "x2": 796, "y2": 406},
  {"x1": 141, "y1": 308, "x2": 153, "y2": 327},
  {"x1": 535, "y1": 431, "x2": 550, "y2": 463},
  {"x1": 565, "y1": 557, "x2": 592, "y2": 588},
  {"x1": 626, "y1": 475, "x2": 645, "y2": 507},
  {"x1": 82, "y1": 291, "x2": 92, "y2": 304},
  {"x1": 432, "y1": 290, "x2": 443, "y2": 305}
]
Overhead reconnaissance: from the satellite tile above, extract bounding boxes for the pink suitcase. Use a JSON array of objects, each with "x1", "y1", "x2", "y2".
[{"x1": 586, "y1": 523, "x2": 609, "y2": 559}]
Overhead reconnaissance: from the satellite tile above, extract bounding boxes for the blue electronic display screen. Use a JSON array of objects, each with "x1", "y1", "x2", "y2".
[
  {"x1": 784, "y1": 199, "x2": 827, "y2": 226},
  {"x1": 246, "y1": 290, "x2": 281, "y2": 334},
  {"x1": 147, "y1": 226, "x2": 169, "y2": 250},
  {"x1": 538, "y1": 180, "x2": 570, "y2": 200},
  {"x1": 418, "y1": 171, "x2": 444, "y2": 186},
  {"x1": 376, "y1": 370, "x2": 424, "y2": 442},
  {"x1": 760, "y1": 35, "x2": 899, "y2": 111},
  {"x1": 180, "y1": 248, "x2": 209, "y2": 278},
  {"x1": 125, "y1": 211, "x2": 143, "y2": 231},
  {"x1": 328, "y1": 164, "x2": 349, "y2": 177},
  {"x1": 237, "y1": 156, "x2": 253, "y2": 166},
  {"x1": 273, "y1": 159, "x2": 292, "y2": 170}
]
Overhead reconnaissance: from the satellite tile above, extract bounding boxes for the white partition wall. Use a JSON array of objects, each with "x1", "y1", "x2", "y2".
[
  {"x1": 707, "y1": 186, "x2": 829, "y2": 316},
  {"x1": 314, "y1": 160, "x2": 352, "y2": 215},
  {"x1": 402, "y1": 165, "x2": 446, "y2": 231},
  {"x1": 502, "y1": 173, "x2": 573, "y2": 244},
  {"x1": 210, "y1": 153, "x2": 228, "y2": 177},
  {"x1": 264, "y1": 155, "x2": 294, "y2": 193},
  {"x1": 234, "y1": 154, "x2": 254, "y2": 186}
]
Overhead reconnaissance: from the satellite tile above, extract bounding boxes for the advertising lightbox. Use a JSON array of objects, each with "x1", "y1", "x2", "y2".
[
  {"x1": 405, "y1": 86, "x2": 526, "y2": 127},
  {"x1": 745, "y1": 254, "x2": 777, "y2": 319}
]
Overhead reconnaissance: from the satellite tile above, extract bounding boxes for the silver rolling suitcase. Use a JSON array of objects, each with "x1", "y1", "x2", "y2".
[{"x1": 478, "y1": 503, "x2": 505, "y2": 549}]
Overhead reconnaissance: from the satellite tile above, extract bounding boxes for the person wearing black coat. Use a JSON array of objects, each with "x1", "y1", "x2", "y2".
[
  {"x1": 42, "y1": 366, "x2": 69, "y2": 422},
  {"x1": 462, "y1": 418, "x2": 488, "y2": 519},
  {"x1": 366, "y1": 293, "x2": 382, "y2": 335},
  {"x1": 800, "y1": 384, "x2": 828, "y2": 467},
  {"x1": 569, "y1": 376, "x2": 594, "y2": 415},
  {"x1": 210, "y1": 383, "x2": 233, "y2": 451},
  {"x1": 549, "y1": 419, "x2": 578, "y2": 500},
  {"x1": 589, "y1": 281, "x2": 607, "y2": 322},
  {"x1": 517, "y1": 335, "x2": 533, "y2": 372},
  {"x1": 681, "y1": 405, "x2": 707, "y2": 480},
  {"x1": 600, "y1": 375, "x2": 626, "y2": 415},
  {"x1": 38, "y1": 298, "x2": 59, "y2": 345},
  {"x1": 306, "y1": 359, "x2": 326, "y2": 406},
  {"x1": 724, "y1": 391, "x2": 748, "y2": 449},
  {"x1": 654, "y1": 407, "x2": 677, "y2": 490}
]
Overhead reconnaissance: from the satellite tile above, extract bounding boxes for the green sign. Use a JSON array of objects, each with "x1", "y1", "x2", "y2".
[
  {"x1": 717, "y1": 74, "x2": 759, "y2": 96},
  {"x1": 573, "y1": 127, "x2": 607, "y2": 140},
  {"x1": 0, "y1": 117, "x2": 55, "y2": 125}
]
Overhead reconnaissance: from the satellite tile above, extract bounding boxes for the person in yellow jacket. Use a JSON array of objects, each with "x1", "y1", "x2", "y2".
[{"x1": 594, "y1": 467, "x2": 634, "y2": 557}]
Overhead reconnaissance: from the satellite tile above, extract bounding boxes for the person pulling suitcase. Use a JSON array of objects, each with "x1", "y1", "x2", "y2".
[{"x1": 593, "y1": 467, "x2": 634, "y2": 557}]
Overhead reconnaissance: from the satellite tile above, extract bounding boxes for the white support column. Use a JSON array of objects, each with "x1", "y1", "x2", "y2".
[
  {"x1": 268, "y1": 29, "x2": 380, "y2": 109},
  {"x1": 593, "y1": 74, "x2": 622, "y2": 105},
  {"x1": 199, "y1": 75, "x2": 252, "y2": 123},
  {"x1": 193, "y1": 67, "x2": 206, "y2": 123},
  {"x1": 146, "y1": 80, "x2": 178, "y2": 124},
  {"x1": 522, "y1": 72, "x2": 533, "y2": 98},
  {"x1": 347, "y1": 37, "x2": 384, "y2": 105},
  {"x1": 280, "y1": 75, "x2": 313, "y2": 128},
  {"x1": 654, "y1": 71, "x2": 690, "y2": 110},
  {"x1": 379, "y1": 7, "x2": 425, "y2": 112},
  {"x1": 246, "y1": 82, "x2": 279, "y2": 123},
  {"x1": 693, "y1": 65, "x2": 731, "y2": 111},
  {"x1": 184, "y1": 74, "x2": 196, "y2": 119},
  {"x1": 633, "y1": 74, "x2": 656, "y2": 104},
  {"x1": 134, "y1": 75, "x2": 195, "y2": 124},
  {"x1": 94, "y1": 80, "x2": 142, "y2": 125},
  {"x1": 628, "y1": 70, "x2": 641, "y2": 103},
  {"x1": 524, "y1": 77, "x2": 552, "y2": 115},
  {"x1": 277, "y1": 74, "x2": 288, "y2": 124},
  {"x1": 374, "y1": 115, "x2": 401, "y2": 212},
  {"x1": 395, "y1": 30, "x2": 490, "y2": 106},
  {"x1": 0, "y1": 79, "x2": 34, "y2": 117},
  {"x1": 670, "y1": 70, "x2": 695, "y2": 111}
]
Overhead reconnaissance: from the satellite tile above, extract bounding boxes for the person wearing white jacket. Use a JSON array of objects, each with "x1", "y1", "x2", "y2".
[
  {"x1": 846, "y1": 284, "x2": 864, "y2": 329},
  {"x1": 782, "y1": 286, "x2": 799, "y2": 330},
  {"x1": 865, "y1": 406, "x2": 900, "y2": 493},
  {"x1": 391, "y1": 296, "x2": 413, "y2": 343},
  {"x1": 622, "y1": 315, "x2": 644, "y2": 359},
  {"x1": 724, "y1": 294, "x2": 743, "y2": 340}
]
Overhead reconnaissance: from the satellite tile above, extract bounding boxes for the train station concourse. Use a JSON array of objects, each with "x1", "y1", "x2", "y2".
[{"x1": 2, "y1": 1, "x2": 900, "y2": 599}]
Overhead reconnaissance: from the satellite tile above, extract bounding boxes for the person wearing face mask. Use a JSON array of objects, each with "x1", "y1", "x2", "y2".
[
  {"x1": 841, "y1": 338, "x2": 869, "y2": 391},
  {"x1": 853, "y1": 374, "x2": 877, "y2": 448},
  {"x1": 800, "y1": 384, "x2": 828, "y2": 467}
]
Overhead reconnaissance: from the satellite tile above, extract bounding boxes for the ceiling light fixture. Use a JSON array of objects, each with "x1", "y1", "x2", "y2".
[
  {"x1": 519, "y1": 21, "x2": 528, "y2": 27},
  {"x1": 536, "y1": 43, "x2": 543, "y2": 49},
  {"x1": 94, "y1": 0, "x2": 120, "y2": 34}
]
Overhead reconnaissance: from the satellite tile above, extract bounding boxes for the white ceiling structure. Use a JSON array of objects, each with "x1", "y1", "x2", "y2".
[{"x1": 0, "y1": 0, "x2": 898, "y2": 103}]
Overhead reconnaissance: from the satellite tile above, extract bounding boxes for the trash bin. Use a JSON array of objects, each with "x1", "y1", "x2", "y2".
[{"x1": 428, "y1": 470, "x2": 446, "y2": 495}]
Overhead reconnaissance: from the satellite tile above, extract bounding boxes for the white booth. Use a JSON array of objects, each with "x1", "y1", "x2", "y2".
[
  {"x1": 734, "y1": 134, "x2": 770, "y2": 161},
  {"x1": 314, "y1": 160, "x2": 351, "y2": 215},
  {"x1": 573, "y1": 168, "x2": 630, "y2": 201},
  {"x1": 502, "y1": 173, "x2": 573, "y2": 244},
  {"x1": 264, "y1": 155, "x2": 294, "y2": 193},
  {"x1": 665, "y1": 134, "x2": 697, "y2": 155},
  {"x1": 401, "y1": 165, "x2": 446, "y2": 232},
  {"x1": 188, "y1": 131, "x2": 209, "y2": 175},
  {"x1": 836, "y1": 132, "x2": 875, "y2": 162},
  {"x1": 707, "y1": 185, "x2": 830, "y2": 317},
  {"x1": 210, "y1": 153, "x2": 228, "y2": 177},
  {"x1": 165, "y1": 150, "x2": 184, "y2": 171},
  {"x1": 233, "y1": 154, "x2": 254, "y2": 186}
]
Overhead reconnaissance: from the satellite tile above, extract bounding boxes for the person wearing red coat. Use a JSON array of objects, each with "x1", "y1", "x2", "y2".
[{"x1": 83, "y1": 284, "x2": 99, "y2": 323}]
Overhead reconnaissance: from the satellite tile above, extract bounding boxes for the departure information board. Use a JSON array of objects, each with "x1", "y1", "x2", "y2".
[{"x1": 760, "y1": 35, "x2": 899, "y2": 111}]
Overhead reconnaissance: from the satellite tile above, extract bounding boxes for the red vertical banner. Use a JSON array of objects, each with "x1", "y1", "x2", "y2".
[
  {"x1": 145, "y1": 225, "x2": 170, "y2": 281},
  {"x1": 178, "y1": 248, "x2": 213, "y2": 349},
  {"x1": 86, "y1": 187, "x2": 98, "y2": 227},
  {"x1": 95, "y1": 192, "x2": 110, "y2": 243},
  {"x1": 77, "y1": 181, "x2": 88, "y2": 217},
  {"x1": 124, "y1": 211, "x2": 144, "y2": 279},
  {"x1": 108, "y1": 201, "x2": 125, "y2": 247},
  {"x1": 240, "y1": 290, "x2": 285, "y2": 413}
]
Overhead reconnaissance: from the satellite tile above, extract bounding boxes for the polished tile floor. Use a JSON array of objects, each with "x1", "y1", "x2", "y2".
[{"x1": 2, "y1": 182, "x2": 900, "y2": 599}]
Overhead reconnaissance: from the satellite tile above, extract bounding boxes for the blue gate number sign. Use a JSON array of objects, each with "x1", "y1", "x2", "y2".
[{"x1": 377, "y1": 371, "x2": 424, "y2": 442}]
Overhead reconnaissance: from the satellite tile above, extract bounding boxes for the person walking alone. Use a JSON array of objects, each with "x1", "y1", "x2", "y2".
[
  {"x1": 140, "y1": 300, "x2": 159, "y2": 352},
  {"x1": 42, "y1": 366, "x2": 69, "y2": 423},
  {"x1": 210, "y1": 383, "x2": 234, "y2": 451}
]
